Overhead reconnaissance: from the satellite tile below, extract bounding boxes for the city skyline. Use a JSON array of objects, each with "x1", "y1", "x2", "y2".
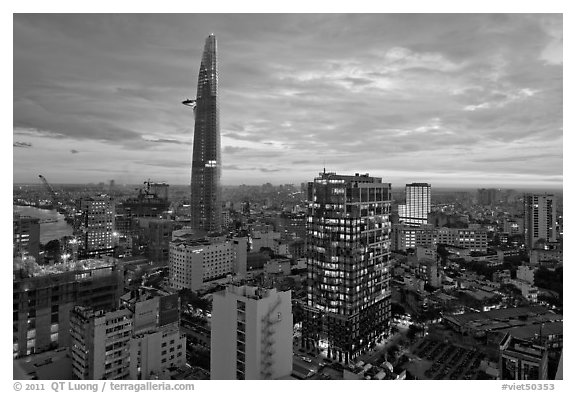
[{"x1": 13, "y1": 14, "x2": 562, "y2": 188}]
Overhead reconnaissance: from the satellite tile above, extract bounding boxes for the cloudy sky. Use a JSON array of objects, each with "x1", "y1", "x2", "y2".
[{"x1": 13, "y1": 14, "x2": 562, "y2": 188}]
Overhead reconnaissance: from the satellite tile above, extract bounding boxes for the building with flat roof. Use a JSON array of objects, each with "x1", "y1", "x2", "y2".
[
  {"x1": 13, "y1": 258, "x2": 123, "y2": 358},
  {"x1": 13, "y1": 213, "x2": 40, "y2": 261},
  {"x1": 391, "y1": 223, "x2": 435, "y2": 251},
  {"x1": 398, "y1": 183, "x2": 431, "y2": 226},
  {"x1": 77, "y1": 196, "x2": 115, "y2": 258},
  {"x1": 302, "y1": 172, "x2": 392, "y2": 363},
  {"x1": 444, "y1": 306, "x2": 562, "y2": 338},
  {"x1": 169, "y1": 237, "x2": 242, "y2": 291},
  {"x1": 524, "y1": 194, "x2": 557, "y2": 249},
  {"x1": 210, "y1": 285, "x2": 293, "y2": 380},
  {"x1": 437, "y1": 227, "x2": 488, "y2": 252},
  {"x1": 500, "y1": 334, "x2": 548, "y2": 380},
  {"x1": 70, "y1": 291, "x2": 186, "y2": 380},
  {"x1": 70, "y1": 307, "x2": 132, "y2": 380}
]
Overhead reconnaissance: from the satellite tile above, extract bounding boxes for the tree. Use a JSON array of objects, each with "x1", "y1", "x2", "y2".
[
  {"x1": 43, "y1": 239, "x2": 61, "y2": 262},
  {"x1": 391, "y1": 303, "x2": 406, "y2": 317}
]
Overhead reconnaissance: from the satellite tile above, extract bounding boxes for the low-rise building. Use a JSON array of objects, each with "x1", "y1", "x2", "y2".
[
  {"x1": 500, "y1": 335, "x2": 548, "y2": 380},
  {"x1": 517, "y1": 265, "x2": 536, "y2": 285},
  {"x1": 169, "y1": 237, "x2": 245, "y2": 291},
  {"x1": 70, "y1": 291, "x2": 186, "y2": 380},
  {"x1": 437, "y1": 227, "x2": 488, "y2": 252}
]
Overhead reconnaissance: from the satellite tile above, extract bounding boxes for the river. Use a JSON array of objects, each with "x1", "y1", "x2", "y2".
[{"x1": 14, "y1": 205, "x2": 73, "y2": 244}]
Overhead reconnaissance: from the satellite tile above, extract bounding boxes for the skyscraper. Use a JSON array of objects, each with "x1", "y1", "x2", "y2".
[
  {"x1": 302, "y1": 172, "x2": 392, "y2": 363},
  {"x1": 398, "y1": 183, "x2": 431, "y2": 226},
  {"x1": 524, "y1": 194, "x2": 557, "y2": 249},
  {"x1": 190, "y1": 34, "x2": 222, "y2": 233}
]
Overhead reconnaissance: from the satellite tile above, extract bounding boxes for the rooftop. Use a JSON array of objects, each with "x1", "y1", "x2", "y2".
[{"x1": 14, "y1": 257, "x2": 116, "y2": 278}]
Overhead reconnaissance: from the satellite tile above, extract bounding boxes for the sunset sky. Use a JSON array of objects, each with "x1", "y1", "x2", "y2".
[{"x1": 13, "y1": 13, "x2": 563, "y2": 188}]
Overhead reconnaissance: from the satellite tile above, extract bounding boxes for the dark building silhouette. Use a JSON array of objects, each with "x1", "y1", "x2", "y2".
[
  {"x1": 500, "y1": 334, "x2": 549, "y2": 380},
  {"x1": 191, "y1": 34, "x2": 222, "y2": 233},
  {"x1": 302, "y1": 172, "x2": 392, "y2": 363},
  {"x1": 13, "y1": 213, "x2": 40, "y2": 261},
  {"x1": 13, "y1": 259, "x2": 123, "y2": 358},
  {"x1": 524, "y1": 194, "x2": 557, "y2": 249},
  {"x1": 477, "y1": 188, "x2": 499, "y2": 206}
]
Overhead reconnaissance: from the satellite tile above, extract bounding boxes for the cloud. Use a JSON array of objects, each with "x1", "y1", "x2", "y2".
[
  {"x1": 223, "y1": 146, "x2": 250, "y2": 154},
  {"x1": 223, "y1": 164, "x2": 283, "y2": 173},
  {"x1": 143, "y1": 137, "x2": 188, "y2": 145},
  {"x1": 14, "y1": 141, "x2": 32, "y2": 148},
  {"x1": 12, "y1": 14, "x2": 562, "y2": 187}
]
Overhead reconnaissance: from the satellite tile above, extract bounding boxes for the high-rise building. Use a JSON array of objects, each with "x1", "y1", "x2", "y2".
[
  {"x1": 77, "y1": 196, "x2": 115, "y2": 258},
  {"x1": 210, "y1": 285, "x2": 293, "y2": 380},
  {"x1": 477, "y1": 188, "x2": 499, "y2": 206},
  {"x1": 398, "y1": 183, "x2": 431, "y2": 226},
  {"x1": 302, "y1": 172, "x2": 392, "y2": 363},
  {"x1": 70, "y1": 307, "x2": 133, "y2": 380},
  {"x1": 524, "y1": 194, "x2": 557, "y2": 249},
  {"x1": 13, "y1": 213, "x2": 40, "y2": 261},
  {"x1": 190, "y1": 34, "x2": 222, "y2": 233},
  {"x1": 13, "y1": 258, "x2": 123, "y2": 358}
]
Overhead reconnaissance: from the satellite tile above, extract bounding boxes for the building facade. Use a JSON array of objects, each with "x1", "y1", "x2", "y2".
[
  {"x1": 70, "y1": 292, "x2": 186, "y2": 380},
  {"x1": 210, "y1": 285, "x2": 293, "y2": 380},
  {"x1": 13, "y1": 213, "x2": 40, "y2": 261},
  {"x1": 391, "y1": 223, "x2": 436, "y2": 251},
  {"x1": 70, "y1": 307, "x2": 133, "y2": 380},
  {"x1": 169, "y1": 238, "x2": 242, "y2": 291},
  {"x1": 398, "y1": 183, "x2": 431, "y2": 226},
  {"x1": 13, "y1": 259, "x2": 123, "y2": 358},
  {"x1": 302, "y1": 172, "x2": 392, "y2": 363},
  {"x1": 500, "y1": 334, "x2": 549, "y2": 380},
  {"x1": 77, "y1": 196, "x2": 115, "y2": 258},
  {"x1": 436, "y1": 227, "x2": 488, "y2": 252},
  {"x1": 190, "y1": 34, "x2": 222, "y2": 233},
  {"x1": 524, "y1": 194, "x2": 557, "y2": 249}
]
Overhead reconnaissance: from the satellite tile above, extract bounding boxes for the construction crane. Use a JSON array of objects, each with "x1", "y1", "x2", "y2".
[{"x1": 38, "y1": 175, "x2": 60, "y2": 206}]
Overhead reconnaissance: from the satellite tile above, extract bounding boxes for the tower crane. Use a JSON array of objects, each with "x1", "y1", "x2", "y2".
[{"x1": 38, "y1": 174, "x2": 60, "y2": 206}]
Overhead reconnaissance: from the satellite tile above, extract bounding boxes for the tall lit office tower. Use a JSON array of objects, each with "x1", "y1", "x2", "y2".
[
  {"x1": 210, "y1": 285, "x2": 293, "y2": 380},
  {"x1": 190, "y1": 34, "x2": 222, "y2": 233},
  {"x1": 78, "y1": 196, "x2": 115, "y2": 258},
  {"x1": 524, "y1": 194, "x2": 557, "y2": 249},
  {"x1": 302, "y1": 172, "x2": 392, "y2": 363},
  {"x1": 398, "y1": 183, "x2": 431, "y2": 226}
]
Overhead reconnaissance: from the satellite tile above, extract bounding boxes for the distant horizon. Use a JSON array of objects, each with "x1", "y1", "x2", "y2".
[{"x1": 13, "y1": 181, "x2": 563, "y2": 192}]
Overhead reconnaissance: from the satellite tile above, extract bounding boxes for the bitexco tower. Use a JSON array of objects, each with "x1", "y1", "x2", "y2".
[{"x1": 188, "y1": 34, "x2": 222, "y2": 233}]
